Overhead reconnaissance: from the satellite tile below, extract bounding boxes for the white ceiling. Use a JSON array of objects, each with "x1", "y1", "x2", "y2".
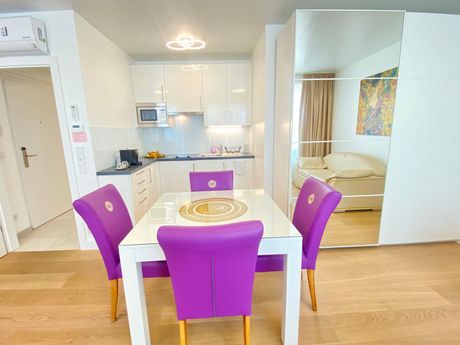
[
  {"x1": 0, "y1": 0, "x2": 459, "y2": 60},
  {"x1": 295, "y1": 11, "x2": 404, "y2": 74}
]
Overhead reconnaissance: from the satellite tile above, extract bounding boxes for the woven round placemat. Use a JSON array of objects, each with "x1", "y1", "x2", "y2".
[{"x1": 179, "y1": 197, "x2": 248, "y2": 222}]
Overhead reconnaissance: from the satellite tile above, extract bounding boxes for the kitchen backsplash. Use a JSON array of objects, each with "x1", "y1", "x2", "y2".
[{"x1": 91, "y1": 115, "x2": 250, "y2": 170}]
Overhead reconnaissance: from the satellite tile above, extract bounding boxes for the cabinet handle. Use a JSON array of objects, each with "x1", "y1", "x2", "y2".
[
  {"x1": 137, "y1": 179, "x2": 146, "y2": 185},
  {"x1": 148, "y1": 168, "x2": 152, "y2": 183},
  {"x1": 139, "y1": 188, "x2": 147, "y2": 195},
  {"x1": 139, "y1": 196, "x2": 148, "y2": 204},
  {"x1": 200, "y1": 95, "x2": 203, "y2": 111},
  {"x1": 161, "y1": 85, "x2": 165, "y2": 101},
  {"x1": 136, "y1": 170, "x2": 145, "y2": 176}
]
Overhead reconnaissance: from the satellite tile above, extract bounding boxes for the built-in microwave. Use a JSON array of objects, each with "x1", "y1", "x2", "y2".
[{"x1": 136, "y1": 102, "x2": 169, "y2": 127}]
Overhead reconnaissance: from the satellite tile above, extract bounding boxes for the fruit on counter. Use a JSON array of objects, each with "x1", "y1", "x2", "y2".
[{"x1": 145, "y1": 151, "x2": 165, "y2": 158}]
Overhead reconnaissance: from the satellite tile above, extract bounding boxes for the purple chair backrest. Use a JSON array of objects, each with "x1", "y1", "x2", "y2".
[
  {"x1": 157, "y1": 220, "x2": 263, "y2": 320},
  {"x1": 73, "y1": 184, "x2": 133, "y2": 280},
  {"x1": 189, "y1": 170, "x2": 234, "y2": 192},
  {"x1": 293, "y1": 177, "x2": 342, "y2": 269}
]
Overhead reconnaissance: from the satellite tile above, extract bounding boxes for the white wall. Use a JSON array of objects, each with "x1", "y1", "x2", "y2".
[
  {"x1": 74, "y1": 14, "x2": 138, "y2": 170},
  {"x1": 0, "y1": 11, "x2": 99, "y2": 249},
  {"x1": 273, "y1": 15, "x2": 296, "y2": 213},
  {"x1": 331, "y1": 43, "x2": 401, "y2": 163},
  {"x1": 252, "y1": 25, "x2": 283, "y2": 194},
  {"x1": 379, "y1": 13, "x2": 460, "y2": 244}
]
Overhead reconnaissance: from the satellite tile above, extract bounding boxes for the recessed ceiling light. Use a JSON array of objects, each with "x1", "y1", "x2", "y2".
[{"x1": 166, "y1": 36, "x2": 206, "y2": 51}]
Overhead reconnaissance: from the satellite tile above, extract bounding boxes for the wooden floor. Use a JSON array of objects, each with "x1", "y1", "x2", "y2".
[
  {"x1": 0, "y1": 243, "x2": 459, "y2": 345},
  {"x1": 322, "y1": 210, "x2": 381, "y2": 247}
]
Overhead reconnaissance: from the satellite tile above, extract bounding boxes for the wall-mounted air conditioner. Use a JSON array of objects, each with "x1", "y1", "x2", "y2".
[{"x1": 0, "y1": 17, "x2": 48, "y2": 56}]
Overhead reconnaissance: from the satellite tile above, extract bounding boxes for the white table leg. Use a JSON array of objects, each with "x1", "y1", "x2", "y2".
[
  {"x1": 281, "y1": 238, "x2": 302, "y2": 345},
  {"x1": 119, "y1": 247, "x2": 151, "y2": 345}
]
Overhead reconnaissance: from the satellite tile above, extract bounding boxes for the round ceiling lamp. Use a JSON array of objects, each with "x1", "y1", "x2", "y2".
[
  {"x1": 180, "y1": 64, "x2": 209, "y2": 72},
  {"x1": 166, "y1": 36, "x2": 206, "y2": 51}
]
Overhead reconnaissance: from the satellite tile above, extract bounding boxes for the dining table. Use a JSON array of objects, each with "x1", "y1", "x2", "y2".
[{"x1": 119, "y1": 189, "x2": 303, "y2": 345}]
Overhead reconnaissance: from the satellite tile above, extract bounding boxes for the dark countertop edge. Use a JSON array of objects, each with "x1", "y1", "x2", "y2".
[{"x1": 96, "y1": 153, "x2": 255, "y2": 176}]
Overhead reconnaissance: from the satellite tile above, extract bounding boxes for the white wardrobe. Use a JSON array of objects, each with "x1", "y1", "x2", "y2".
[{"x1": 273, "y1": 10, "x2": 460, "y2": 246}]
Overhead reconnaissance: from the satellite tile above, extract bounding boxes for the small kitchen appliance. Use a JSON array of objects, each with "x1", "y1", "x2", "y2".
[
  {"x1": 136, "y1": 102, "x2": 169, "y2": 127},
  {"x1": 120, "y1": 149, "x2": 142, "y2": 166}
]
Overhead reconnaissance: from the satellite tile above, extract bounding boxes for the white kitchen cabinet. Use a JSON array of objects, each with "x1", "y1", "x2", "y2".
[
  {"x1": 227, "y1": 63, "x2": 252, "y2": 126},
  {"x1": 203, "y1": 63, "x2": 251, "y2": 126},
  {"x1": 159, "y1": 161, "x2": 195, "y2": 193},
  {"x1": 225, "y1": 159, "x2": 254, "y2": 190},
  {"x1": 97, "y1": 162, "x2": 162, "y2": 224},
  {"x1": 193, "y1": 159, "x2": 225, "y2": 171},
  {"x1": 164, "y1": 64, "x2": 203, "y2": 114},
  {"x1": 202, "y1": 64, "x2": 228, "y2": 126},
  {"x1": 131, "y1": 65, "x2": 165, "y2": 103}
]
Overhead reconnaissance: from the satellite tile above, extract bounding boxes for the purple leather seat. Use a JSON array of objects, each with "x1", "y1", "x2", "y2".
[
  {"x1": 158, "y1": 220, "x2": 263, "y2": 345},
  {"x1": 256, "y1": 177, "x2": 341, "y2": 311},
  {"x1": 73, "y1": 184, "x2": 169, "y2": 321},
  {"x1": 189, "y1": 170, "x2": 234, "y2": 191}
]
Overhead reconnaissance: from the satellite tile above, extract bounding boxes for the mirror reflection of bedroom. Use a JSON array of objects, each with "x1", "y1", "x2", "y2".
[{"x1": 290, "y1": 11, "x2": 404, "y2": 247}]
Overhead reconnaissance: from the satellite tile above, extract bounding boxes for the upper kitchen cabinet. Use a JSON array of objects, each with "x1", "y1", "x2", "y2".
[
  {"x1": 164, "y1": 64, "x2": 204, "y2": 114},
  {"x1": 202, "y1": 63, "x2": 251, "y2": 126},
  {"x1": 227, "y1": 63, "x2": 252, "y2": 126},
  {"x1": 131, "y1": 65, "x2": 166, "y2": 103},
  {"x1": 202, "y1": 64, "x2": 228, "y2": 125}
]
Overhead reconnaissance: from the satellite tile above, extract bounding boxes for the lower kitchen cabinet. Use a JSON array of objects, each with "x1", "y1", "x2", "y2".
[
  {"x1": 97, "y1": 162, "x2": 161, "y2": 224},
  {"x1": 158, "y1": 161, "x2": 195, "y2": 193},
  {"x1": 159, "y1": 158, "x2": 254, "y2": 193}
]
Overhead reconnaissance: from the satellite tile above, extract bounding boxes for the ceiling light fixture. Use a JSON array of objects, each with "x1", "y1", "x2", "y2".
[
  {"x1": 166, "y1": 36, "x2": 206, "y2": 51},
  {"x1": 180, "y1": 64, "x2": 209, "y2": 72}
]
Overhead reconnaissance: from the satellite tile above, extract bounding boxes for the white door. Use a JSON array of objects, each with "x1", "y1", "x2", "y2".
[
  {"x1": 203, "y1": 64, "x2": 228, "y2": 126},
  {"x1": 164, "y1": 65, "x2": 203, "y2": 113},
  {"x1": 3, "y1": 73, "x2": 72, "y2": 228},
  {"x1": 227, "y1": 63, "x2": 251, "y2": 126},
  {"x1": 131, "y1": 65, "x2": 165, "y2": 103}
]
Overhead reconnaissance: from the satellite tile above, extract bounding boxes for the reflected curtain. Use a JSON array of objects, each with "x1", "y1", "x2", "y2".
[{"x1": 298, "y1": 73, "x2": 335, "y2": 157}]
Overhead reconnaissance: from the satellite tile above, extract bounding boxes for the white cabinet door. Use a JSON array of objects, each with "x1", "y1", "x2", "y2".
[
  {"x1": 131, "y1": 65, "x2": 165, "y2": 103},
  {"x1": 159, "y1": 161, "x2": 194, "y2": 193},
  {"x1": 164, "y1": 65, "x2": 203, "y2": 113},
  {"x1": 227, "y1": 63, "x2": 251, "y2": 126},
  {"x1": 202, "y1": 64, "x2": 228, "y2": 126},
  {"x1": 225, "y1": 159, "x2": 254, "y2": 190},
  {"x1": 148, "y1": 163, "x2": 162, "y2": 204},
  {"x1": 193, "y1": 160, "x2": 225, "y2": 171}
]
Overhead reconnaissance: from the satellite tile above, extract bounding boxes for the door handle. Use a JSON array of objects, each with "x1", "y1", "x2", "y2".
[{"x1": 21, "y1": 147, "x2": 37, "y2": 168}]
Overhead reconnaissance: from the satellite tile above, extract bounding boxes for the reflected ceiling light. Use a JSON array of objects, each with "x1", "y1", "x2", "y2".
[
  {"x1": 166, "y1": 36, "x2": 206, "y2": 51},
  {"x1": 180, "y1": 64, "x2": 209, "y2": 72},
  {"x1": 231, "y1": 88, "x2": 246, "y2": 93}
]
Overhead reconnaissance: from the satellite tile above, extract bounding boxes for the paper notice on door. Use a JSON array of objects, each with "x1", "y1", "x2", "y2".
[{"x1": 72, "y1": 131, "x2": 87, "y2": 143}]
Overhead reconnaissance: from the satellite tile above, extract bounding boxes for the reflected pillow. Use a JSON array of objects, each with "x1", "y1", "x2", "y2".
[
  {"x1": 297, "y1": 157, "x2": 326, "y2": 169},
  {"x1": 329, "y1": 169, "x2": 374, "y2": 179}
]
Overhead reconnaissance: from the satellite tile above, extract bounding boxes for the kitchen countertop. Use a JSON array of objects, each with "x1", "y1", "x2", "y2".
[{"x1": 96, "y1": 153, "x2": 255, "y2": 176}]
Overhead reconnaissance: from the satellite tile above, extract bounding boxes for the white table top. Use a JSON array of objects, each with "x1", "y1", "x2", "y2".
[{"x1": 120, "y1": 189, "x2": 301, "y2": 247}]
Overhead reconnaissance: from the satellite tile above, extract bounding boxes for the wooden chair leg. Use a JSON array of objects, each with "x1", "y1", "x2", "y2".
[
  {"x1": 179, "y1": 320, "x2": 188, "y2": 345},
  {"x1": 110, "y1": 279, "x2": 118, "y2": 322},
  {"x1": 243, "y1": 315, "x2": 250, "y2": 345},
  {"x1": 307, "y1": 269, "x2": 318, "y2": 311}
]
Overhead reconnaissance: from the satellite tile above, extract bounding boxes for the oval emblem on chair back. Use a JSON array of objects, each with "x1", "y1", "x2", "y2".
[
  {"x1": 307, "y1": 194, "x2": 315, "y2": 205},
  {"x1": 208, "y1": 179, "x2": 217, "y2": 189},
  {"x1": 105, "y1": 201, "x2": 114, "y2": 212}
]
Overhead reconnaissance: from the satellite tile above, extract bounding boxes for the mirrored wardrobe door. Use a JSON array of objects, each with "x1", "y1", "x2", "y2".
[{"x1": 289, "y1": 10, "x2": 404, "y2": 247}]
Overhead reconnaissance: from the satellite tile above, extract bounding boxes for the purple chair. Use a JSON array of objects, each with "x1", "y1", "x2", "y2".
[
  {"x1": 256, "y1": 177, "x2": 341, "y2": 311},
  {"x1": 158, "y1": 220, "x2": 263, "y2": 345},
  {"x1": 73, "y1": 184, "x2": 169, "y2": 321},
  {"x1": 189, "y1": 170, "x2": 234, "y2": 192}
]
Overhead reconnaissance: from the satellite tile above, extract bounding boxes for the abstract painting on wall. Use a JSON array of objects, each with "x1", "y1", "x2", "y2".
[{"x1": 356, "y1": 67, "x2": 398, "y2": 136}]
